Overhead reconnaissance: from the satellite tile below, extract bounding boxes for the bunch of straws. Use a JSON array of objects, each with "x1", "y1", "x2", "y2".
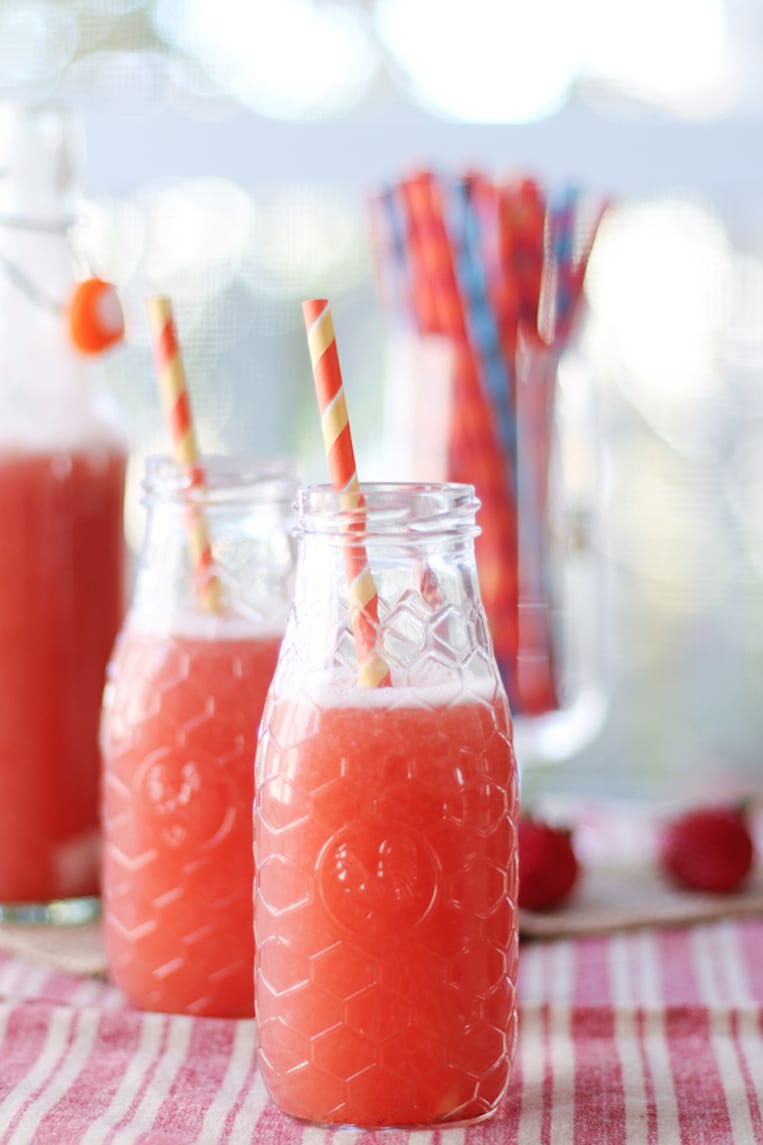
[{"x1": 369, "y1": 170, "x2": 608, "y2": 716}]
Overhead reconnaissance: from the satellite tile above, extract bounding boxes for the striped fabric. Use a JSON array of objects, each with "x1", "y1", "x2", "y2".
[{"x1": 0, "y1": 919, "x2": 761, "y2": 1142}]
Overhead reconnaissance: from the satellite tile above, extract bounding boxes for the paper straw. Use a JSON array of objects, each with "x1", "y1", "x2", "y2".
[
  {"x1": 302, "y1": 298, "x2": 391, "y2": 689},
  {"x1": 399, "y1": 172, "x2": 520, "y2": 687},
  {"x1": 515, "y1": 334, "x2": 560, "y2": 713},
  {"x1": 451, "y1": 176, "x2": 515, "y2": 463},
  {"x1": 539, "y1": 189, "x2": 609, "y2": 347},
  {"x1": 146, "y1": 294, "x2": 222, "y2": 613},
  {"x1": 368, "y1": 186, "x2": 415, "y2": 330}
]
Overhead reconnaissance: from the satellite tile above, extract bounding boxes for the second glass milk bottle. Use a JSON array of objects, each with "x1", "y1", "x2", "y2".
[
  {"x1": 254, "y1": 482, "x2": 519, "y2": 1128},
  {"x1": 101, "y1": 456, "x2": 296, "y2": 1017}
]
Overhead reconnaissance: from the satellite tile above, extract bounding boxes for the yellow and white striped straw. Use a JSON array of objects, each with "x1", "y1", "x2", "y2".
[
  {"x1": 303, "y1": 298, "x2": 391, "y2": 688},
  {"x1": 146, "y1": 295, "x2": 222, "y2": 613}
]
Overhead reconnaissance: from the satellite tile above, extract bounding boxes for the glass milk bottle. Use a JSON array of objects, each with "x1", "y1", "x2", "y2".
[
  {"x1": 0, "y1": 104, "x2": 127, "y2": 920},
  {"x1": 255, "y1": 483, "x2": 519, "y2": 1128},
  {"x1": 101, "y1": 457, "x2": 296, "y2": 1018}
]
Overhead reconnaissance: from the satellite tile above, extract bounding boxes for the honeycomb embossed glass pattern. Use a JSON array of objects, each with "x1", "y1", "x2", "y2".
[
  {"x1": 254, "y1": 483, "x2": 519, "y2": 1128},
  {"x1": 101, "y1": 456, "x2": 296, "y2": 1017}
]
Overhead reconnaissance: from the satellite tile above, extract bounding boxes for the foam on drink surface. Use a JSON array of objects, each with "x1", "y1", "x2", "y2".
[
  {"x1": 290, "y1": 671, "x2": 505, "y2": 712},
  {"x1": 126, "y1": 604, "x2": 286, "y2": 644}
]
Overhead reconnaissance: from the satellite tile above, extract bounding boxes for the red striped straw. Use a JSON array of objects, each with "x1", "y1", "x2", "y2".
[
  {"x1": 302, "y1": 298, "x2": 391, "y2": 689},
  {"x1": 399, "y1": 173, "x2": 520, "y2": 688},
  {"x1": 146, "y1": 294, "x2": 222, "y2": 613}
]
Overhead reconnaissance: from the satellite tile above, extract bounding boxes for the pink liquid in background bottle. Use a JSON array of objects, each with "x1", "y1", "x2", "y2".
[
  {"x1": 102, "y1": 623, "x2": 281, "y2": 1017},
  {"x1": 256, "y1": 683, "x2": 518, "y2": 1126},
  {"x1": 100, "y1": 454, "x2": 297, "y2": 1016},
  {"x1": 0, "y1": 446, "x2": 126, "y2": 905}
]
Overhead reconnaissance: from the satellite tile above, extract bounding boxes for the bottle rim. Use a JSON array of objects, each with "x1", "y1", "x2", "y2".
[
  {"x1": 297, "y1": 481, "x2": 481, "y2": 539},
  {"x1": 142, "y1": 454, "x2": 299, "y2": 506}
]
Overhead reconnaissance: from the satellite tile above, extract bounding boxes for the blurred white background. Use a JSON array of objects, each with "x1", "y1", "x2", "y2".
[{"x1": 1, "y1": 0, "x2": 762, "y2": 802}]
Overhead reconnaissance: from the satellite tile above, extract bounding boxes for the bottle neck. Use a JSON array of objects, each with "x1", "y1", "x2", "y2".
[
  {"x1": 0, "y1": 104, "x2": 82, "y2": 305},
  {"x1": 294, "y1": 482, "x2": 481, "y2": 586},
  {"x1": 129, "y1": 457, "x2": 297, "y2": 636},
  {"x1": 279, "y1": 483, "x2": 500, "y2": 692},
  {"x1": 0, "y1": 224, "x2": 75, "y2": 306}
]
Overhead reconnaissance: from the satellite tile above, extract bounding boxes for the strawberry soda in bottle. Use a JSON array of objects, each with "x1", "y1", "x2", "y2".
[
  {"x1": 255, "y1": 482, "x2": 519, "y2": 1127},
  {"x1": 101, "y1": 456, "x2": 296, "y2": 1016}
]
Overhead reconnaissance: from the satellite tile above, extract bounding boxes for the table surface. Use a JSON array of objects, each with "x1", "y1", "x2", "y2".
[{"x1": 0, "y1": 917, "x2": 761, "y2": 1144}]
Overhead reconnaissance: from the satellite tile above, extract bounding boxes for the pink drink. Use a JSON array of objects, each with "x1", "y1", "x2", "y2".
[
  {"x1": 256, "y1": 683, "x2": 519, "y2": 1127},
  {"x1": 102, "y1": 622, "x2": 281, "y2": 1017},
  {"x1": 0, "y1": 447, "x2": 125, "y2": 904}
]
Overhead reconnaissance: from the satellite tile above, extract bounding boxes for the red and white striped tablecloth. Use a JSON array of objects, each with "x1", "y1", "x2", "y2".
[{"x1": 0, "y1": 918, "x2": 761, "y2": 1143}]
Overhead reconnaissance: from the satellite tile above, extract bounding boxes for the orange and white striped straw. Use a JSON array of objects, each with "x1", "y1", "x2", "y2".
[
  {"x1": 146, "y1": 294, "x2": 222, "y2": 613},
  {"x1": 303, "y1": 298, "x2": 391, "y2": 688}
]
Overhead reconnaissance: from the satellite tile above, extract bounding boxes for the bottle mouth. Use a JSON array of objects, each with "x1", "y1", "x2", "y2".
[
  {"x1": 298, "y1": 482, "x2": 480, "y2": 539},
  {"x1": 142, "y1": 454, "x2": 299, "y2": 507}
]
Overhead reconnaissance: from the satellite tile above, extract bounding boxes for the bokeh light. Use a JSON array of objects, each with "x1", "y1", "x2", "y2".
[
  {"x1": 152, "y1": 0, "x2": 379, "y2": 119},
  {"x1": 582, "y1": 0, "x2": 735, "y2": 117},
  {"x1": 586, "y1": 199, "x2": 732, "y2": 455},
  {"x1": 375, "y1": 0, "x2": 580, "y2": 122},
  {"x1": 0, "y1": 1, "x2": 78, "y2": 100}
]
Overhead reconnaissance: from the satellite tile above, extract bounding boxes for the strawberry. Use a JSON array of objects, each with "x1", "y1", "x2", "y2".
[
  {"x1": 658, "y1": 804, "x2": 756, "y2": 894},
  {"x1": 518, "y1": 815, "x2": 580, "y2": 911}
]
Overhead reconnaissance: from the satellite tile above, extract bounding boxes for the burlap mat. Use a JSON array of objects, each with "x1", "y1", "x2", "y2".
[
  {"x1": 520, "y1": 796, "x2": 763, "y2": 938},
  {"x1": 0, "y1": 919, "x2": 107, "y2": 977},
  {"x1": 520, "y1": 860, "x2": 763, "y2": 939}
]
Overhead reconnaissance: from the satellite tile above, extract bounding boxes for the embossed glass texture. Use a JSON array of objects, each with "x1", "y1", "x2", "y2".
[
  {"x1": 101, "y1": 455, "x2": 296, "y2": 1017},
  {"x1": 254, "y1": 483, "x2": 519, "y2": 1129}
]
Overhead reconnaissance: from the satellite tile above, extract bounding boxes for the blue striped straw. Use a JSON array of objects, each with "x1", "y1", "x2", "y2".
[
  {"x1": 445, "y1": 174, "x2": 516, "y2": 475},
  {"x1": 368, "y1": 184, "x2": 415, "y2": 329},
  {"x1": 539, "y1": 185, "x2": 580, "y2": 345}
]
